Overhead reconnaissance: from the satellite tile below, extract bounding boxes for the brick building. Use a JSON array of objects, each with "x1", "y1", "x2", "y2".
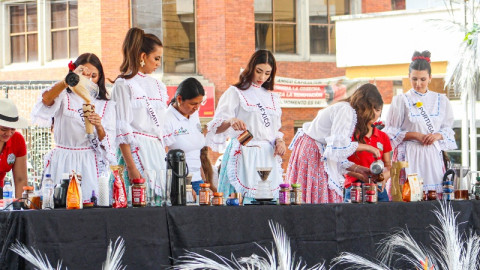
[{"x1": 7, "y1": 0, "x2": 459, "y2": 170}]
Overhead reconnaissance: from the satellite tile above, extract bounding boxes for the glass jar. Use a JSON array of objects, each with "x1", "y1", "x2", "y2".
[
  {"x1": 212, "y1": 192, "x2": 224, "y2": 206},
  {"x1": 350, "y1": 182, "x2": 363, "y2": 203},
  {"x1": 131, "y1": 178, "x2": 146, "y2": 207},
  {"x1": 279, "y1": 184, "x2": 290, "y2": 205},
  {"x1": 22, "y1": 186, "x2": 34, "y2": 209},
  {"x1": 186, "y1": 184, "x2": 197, "y2": 206},
  {"x1": 291, "y1": 183, "x2": 302, "y2": 205},
  {"x1": 364, "y1": 183, "x2": 377, "y2": 203},
  {"x1": 199, "y1": 183, "x2": 211, "y2": 206}
]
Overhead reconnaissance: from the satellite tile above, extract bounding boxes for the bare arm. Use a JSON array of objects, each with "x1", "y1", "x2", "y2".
[
  {"x1": 119, "y1": 144, "x2": 141, "y2": 180},
  {"x1": 215, "y1": 118, "x2": 246, "y2": 134},
  {"x1": 12, "y1": 155, "x2": 28, "y2": 198},
  {"x1": 42, "y1": 81, "x2": 68, "y2": 106}
]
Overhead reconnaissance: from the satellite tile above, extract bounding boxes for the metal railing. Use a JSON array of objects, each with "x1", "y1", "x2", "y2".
[{"x1": 1, "y1": 81, "x2": 56, "y2": 176}]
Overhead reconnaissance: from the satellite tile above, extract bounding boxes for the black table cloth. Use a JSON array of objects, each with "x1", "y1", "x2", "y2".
[{"x1": 0, "y1": 201, "x2": 479, "y2": 269}]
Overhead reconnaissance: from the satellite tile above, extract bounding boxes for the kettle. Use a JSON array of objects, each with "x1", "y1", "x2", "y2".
[
  {"x1": 370, "y1": 159, "x2": 384, "y2": 175},
  {"x1": 452, "y1": 164, "x2": 471, "y2": 200},
  {"x1": 166, "y1": 149, "x2": 189, "y2": 206}
]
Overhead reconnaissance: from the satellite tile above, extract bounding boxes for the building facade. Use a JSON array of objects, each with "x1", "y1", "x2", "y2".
[{"x1": 9, "y1": 0, "x2": 472, "y2": 172}]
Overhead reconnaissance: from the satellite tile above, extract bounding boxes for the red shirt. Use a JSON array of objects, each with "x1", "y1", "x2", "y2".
[
  {"x1": 0, "y1": 132, "x2": 27, "y2": 187},
  {"x1": 344, "y1": 128, "x2": 392, "y2": 188}
]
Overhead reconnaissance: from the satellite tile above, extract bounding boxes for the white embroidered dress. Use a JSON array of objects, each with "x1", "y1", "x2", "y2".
[
  {"x1": 206, "y1": 85, "x2": 283, "y2": 198},
  {"x1": 303, "y1": 101, "x2": 357, "y2": 196},
  {"x1": 111, "y1": 73, "x2": 169, "y2": 185},
  {"x1": 31, "y1": 85, "x2": 117, "y2": 201},
  {"x1": 384, "y1": 89, "x2": 457, "y2": 193}
]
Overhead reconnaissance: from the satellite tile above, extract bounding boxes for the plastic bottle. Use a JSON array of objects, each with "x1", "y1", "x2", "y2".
[
  {"x1": 42, "y1": 174, "x2": 55, "y2": 209},
  {"x1": 3, "y1": 179, "x2": 14, "y2": 210}
]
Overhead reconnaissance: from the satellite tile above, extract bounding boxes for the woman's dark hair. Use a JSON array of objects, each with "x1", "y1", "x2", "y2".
[
  {"x1": 234, "y1": 49, "x2": 276, "y2": 91},
  {"x1": 169, "y1": 77, "x2": 205, "y2": 105},
  {"x1": 409, "y1": 50, "x2": 432, "y2": 75},
  {"x1": 117, "y1": 27, "x2": 163, "y2": 80},
  {"x1": 346, "y1": 83, "x2": 384, "y2": 144},
  {"x1": 73, "y1": 53, "x2": 108, "y2": 100},
  {"x1": 200, "y1": 146, "x2": 214, "y2": 186}
]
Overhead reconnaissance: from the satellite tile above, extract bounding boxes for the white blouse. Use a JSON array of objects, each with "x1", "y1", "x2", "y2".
[
  {"x1": 111, "y1": 73, "x2": 169, "y2": 147},
  {"x1": 206, "y1": 85, "x2": 283, "y2": 152},
  {"x1": 384, "y1": 89, "x2": 457, "y2": 151},
  {"x1": 163, "y1": 106, "x2": 205, "y2": 181},
  {"x1": 304, "y1": 101, "x2": 357, "y2": 194},
  {"x1": 31, "y1": 85, "x2": 117, "y2": 165}
]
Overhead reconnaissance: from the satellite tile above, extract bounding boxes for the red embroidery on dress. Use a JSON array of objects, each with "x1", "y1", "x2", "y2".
[
  {"x1": 234, "y1": 149, "x2": 242, "y2": 156},
  {"x1": 94, "y1": 152, "x2": 99, "y2": 178},
  {"x1": 66, "y1": 95, "x2": 77, "y2": 112},
  {"x1": 133, "y1": 132, "x2": 159, "y2": 139},
  {"x1": 238, "y1": 91, "x2": 277, "y2": 111},
  {"x1": 56, "y1": 145, "x2": 92, "y2": 151},
  {"x1": 101, "y1": 101, "x2": 108, "y2": 117},
  {"x1": 117, "y1": 132, "x2": 131, "y2": 138}
]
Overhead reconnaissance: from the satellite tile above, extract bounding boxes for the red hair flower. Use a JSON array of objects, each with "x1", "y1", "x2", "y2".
[
  {"x1": 68, "y1": 61, "x2": 76, "y2": 71},
  {"x1": 412, "y1": 56, "x2": 431, "y2": 63}
]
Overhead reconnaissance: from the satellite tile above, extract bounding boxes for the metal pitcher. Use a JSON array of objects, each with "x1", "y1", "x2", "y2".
[{"x1": 452, "y1": 164, "x2": 471, "y2": 200}]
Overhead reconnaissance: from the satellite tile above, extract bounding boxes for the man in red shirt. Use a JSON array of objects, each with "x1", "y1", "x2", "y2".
[
  {"x1": 345, "y1": 123, "x2": 392, "y2": 202},
  {"x1": 0, "y1": 99, "x2": 28, "y2": 198}
]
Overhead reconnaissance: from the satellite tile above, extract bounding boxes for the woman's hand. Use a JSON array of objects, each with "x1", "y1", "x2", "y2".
[
  {"x1": 348, "y1": 165, "x2": 370, "y2": 182},
  {"x1": 274, "y1": 138, "x2": 286, "y2": 156},
  {"x1": 87, "y1": 112, "x2": 106, "y2": 141},
  {"x1": 127, "y1": 165, "x2": 142, "y2": 181},
  {"x1": 366, "y1": 145, "x2": 381, "y2": 159},
  {"x1": 422, "y1": 133, "x2": 442, "y2": 145},
  {"x1": 228, "y1": 118, "x2": 247, "y2": 131},
  {"x1": 87, "y1": 112, "x2": 102, "y2": 129},
  {"x1": 73, "y1": 64, "x2": 92, "y2": 77}
]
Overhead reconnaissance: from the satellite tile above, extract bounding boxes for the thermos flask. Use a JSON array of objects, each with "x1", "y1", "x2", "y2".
[{"x1": 166, "y1": 149, "x2": 189, "y2": 206}]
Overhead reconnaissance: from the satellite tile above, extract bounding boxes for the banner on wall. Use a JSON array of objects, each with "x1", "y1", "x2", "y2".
[
  {"x1": 273, "y1": 76, "x2": 364, "y2": 108},
  {"x1": 166, "y1": 86, "x2": 215, "y2": 118}
]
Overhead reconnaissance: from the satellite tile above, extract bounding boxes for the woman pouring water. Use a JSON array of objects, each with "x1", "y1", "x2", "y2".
[{"x1": 206, "y1": 50, "x2": 286, "y2": 203}]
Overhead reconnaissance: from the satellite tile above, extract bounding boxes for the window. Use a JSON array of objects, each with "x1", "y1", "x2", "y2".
[
  {"x1": 50, "y1": 0, "x2": 78, "y2": 60},
  {"x1": 9, "y1": 3, "x2": 38, "y2": 63},
  {"x1": 255, "y1": 0, "x2": 296, "y2": 53},
  {"x1": 309, "y1": 0, "x2": 350, "y2": 55},
  {"x1": 132, "y1": 0, "x2": 196, "y2": 74}
]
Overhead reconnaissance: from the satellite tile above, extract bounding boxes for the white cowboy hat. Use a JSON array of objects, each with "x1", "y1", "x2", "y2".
[{"x1": 0, "y1": 99, "x2": 28, "y2": 129}]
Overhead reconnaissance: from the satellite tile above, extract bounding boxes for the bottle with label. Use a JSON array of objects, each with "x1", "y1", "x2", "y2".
[
  {"x1": 42, "y1": 174, "x2": 55, "y2": 209},
  {"x1": 199, "y1": 183, "x2": 212, "y2": 206},
  {"x1": 279, "y1": 184, "x2": 290, "y2": 205},
  {"x1": 185, "y1": 185, "x2": 197, "y2": 206},
  {"x1": 3, "y1": 179, "x2": 14, "y2": 210},
  {"x1": 350, "y1": 182, "x2": 363, "y2": 203},
  {"x1": 291, "y1": 183, "x2": 302, "y2": 205}
]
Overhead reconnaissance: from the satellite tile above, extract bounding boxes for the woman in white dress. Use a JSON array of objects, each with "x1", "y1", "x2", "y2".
[
  {"x1": 32, "y1": 53, "x2": 116, "y2": 202},
  {"x1": 206, "y1": 50, "x2": 286, "y2": 202},
  {"x1": 384, "y1": 50, "x2": 457, "y2": 194},
  {"x1": 286, "y1": 83, "x2": 382, "y2": 203},
  {"x1": 111, "y1": 27, "x2": 168, "y2": 193},
  {"x1": 163, "y1": 77, "x2": 206, "y2": 195}
]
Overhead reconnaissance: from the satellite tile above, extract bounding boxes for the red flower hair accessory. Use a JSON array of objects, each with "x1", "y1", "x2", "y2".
[
  {"x1": 412, "y1": 56, "x2": 431, "y2": 63},
  {"x1": 68, "y1": 61, "x2": 76, "y2": 71}
]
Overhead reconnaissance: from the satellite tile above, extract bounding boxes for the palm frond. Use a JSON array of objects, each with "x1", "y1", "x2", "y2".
[
  {"x1": 331, "y1": 252, "x2": 390, "y2": 270},
  {"x1": 102, "y1": 237, "x2": 126, "y2": 270},
  {"x1": 377, "y1": 229, "x2": 433, "y2": 269},
  {"x1": 172, "y1": 220, "x2": 325, "y2": 270},
  {"x1": 10, "y1": 240, "x2": 63, "y2": 270}
]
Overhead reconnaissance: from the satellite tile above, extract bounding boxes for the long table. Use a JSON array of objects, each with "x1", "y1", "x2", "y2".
[{"x1": 0, "y1": 201, "x2": 479, "y2": 269}]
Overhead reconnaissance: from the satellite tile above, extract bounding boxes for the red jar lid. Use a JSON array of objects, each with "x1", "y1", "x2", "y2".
[
  {"x1": 132, "y1": 178, "x2": 145, "y2": 184},
  {"x1": 213, "y1": 192, "x2": 223, "y2": 197},
  {"x1": 352, "y1": 182, "x2": 361, "y2": 186},
  {"x1": 200, "y1": 183, "x2": 210, "y2": 188}
]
